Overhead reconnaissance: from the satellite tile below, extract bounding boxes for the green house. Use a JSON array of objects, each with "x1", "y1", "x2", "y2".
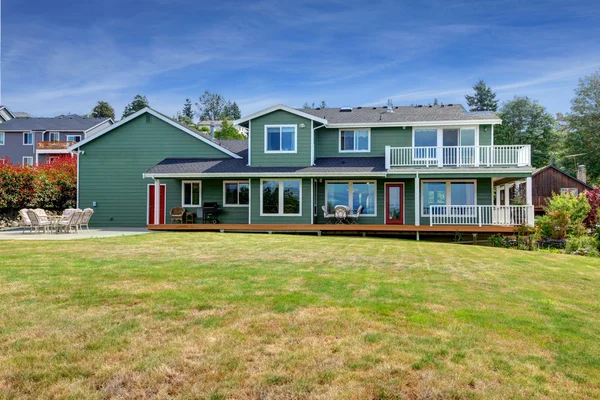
[{"x1": 69, "y1": 104, "x2": 534, "y2": 230}]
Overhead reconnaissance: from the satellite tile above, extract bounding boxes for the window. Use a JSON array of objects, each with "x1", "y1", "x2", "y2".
[
  {"x1": 265, "y1": 125, "x2": 296, "y2": 152},
  {"x1": 182, "y1": 181, "x2": 201, "y2": 207},
  {"x1": 414, "y1": 128, "x2": 437, "y2": 159},
  {"x1": 66, "y1": 135, "x2": 82, "y2": 143},
  {"x1": 22, "y1": 156, "x2": 33, "y2": 166},
  {"x1": 340, "y1": 129, "x2": 370, "y2": 152},
  {"x1": 0, "y1": 132, "x2": 4, "y2": 145},
  {"x1": 422, "y1": 181, "x2": 476, "y2": 215},
  {"x1": 560, "y1": 188, "x2": 579, "y2": 196},
  {"x1": 224, "y1": 181, "x2": 249, "y2": 206},
  {"x1": 49, "y1": 132, "x2": 60, "y2": 142},
  {"x1": 325, "y1": 181, "x2": 376, "y2": 215},
  {"x1": 23, "y1": 132, "x2": 33, "y2": 145},
  {"x1": 261, "y1": 179, "x2": 301, "y2": 216}
]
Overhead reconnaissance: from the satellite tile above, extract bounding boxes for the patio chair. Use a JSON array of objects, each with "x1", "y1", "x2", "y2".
[
  {"x1": 170, "y1": 207, "x2": 185, "y2": 223},
  {"x1": 19, "y1": 208, "x2": 32, "y2": 233},
  {"x1": 347, "y1": 205, "x2": 364, "y2": 224},
  {"x1": 57, "y1": 210, "x2": 81, "y2": 233},
  {"x1": 321, "y1": 205, "x2": 335, "y2": 224},
  {"x1": 26, "y1": 209, "x2": 51, "y2": 234},
  {"x1": 71, "y1": 209, "x2": 84, "y2": 232},
  {"x1": 33, "y1": 208, "x2": 50, "y2": 224},
  {"x1": 79, "y1": 208, "x2": 94, "y2": 231},
  {"x1": 334, "y1": 205, "x2": 349, "y2": 224}
]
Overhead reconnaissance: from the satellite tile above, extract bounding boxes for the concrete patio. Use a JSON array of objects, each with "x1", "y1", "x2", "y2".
[{"x1": 0, "y1": 227, "x2": 151, "y2": 241}]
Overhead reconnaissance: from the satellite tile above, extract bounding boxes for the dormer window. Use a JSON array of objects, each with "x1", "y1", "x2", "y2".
[
  {"x1": 339, "y1": 129, "x2": 370, "y2": 152},
  {"x1": 265, "y1": 125, "x2": 297, "y2": 153}
]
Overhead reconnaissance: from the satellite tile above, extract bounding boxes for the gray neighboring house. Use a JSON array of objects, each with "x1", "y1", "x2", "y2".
[
  {"x1": 0, "y1": 114, "x2": 113, "y2": 165},
  {"x1": 0, "y1": 106, "x2": 16, "y2": 123}
]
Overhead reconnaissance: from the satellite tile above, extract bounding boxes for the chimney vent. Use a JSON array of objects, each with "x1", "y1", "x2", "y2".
[
  {"x1": 386, "y1": 99, "x2": 394, "y2": 113},
  {"x1": 577, "y1": 165, "x2": 587, "y2": 184}
]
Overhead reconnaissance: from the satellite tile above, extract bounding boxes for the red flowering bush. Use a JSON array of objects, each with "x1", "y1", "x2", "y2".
[
  {"x1": 584, "y1": 187, "x2": 600, "y2": 228},
  {"x1": 0, "y1": 156, "x2": 77, "y2": 211}
]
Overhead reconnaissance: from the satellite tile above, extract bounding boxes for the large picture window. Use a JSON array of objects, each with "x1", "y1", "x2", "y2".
[
  {"x1": 261, "y1": 179, "x2": 301, "y2": 215},
  {"x1": 422, "y1": 181, "x2": 476, "y2": 215},
  {"x1": 224, "y1": 181, "x2": 249, "y2": 206},
  {"x1": 182, "y1": 181, "x2": 201, "y2": 207},
  {"x1": 325, "y1": 181, "x2": 376, "y2": 215},
  {"x1": 340, "y1": 129, "x2": 370, "y2": 152},
  {"x1": 265, "y1": 125, "x2": 296, "y2": 152}
]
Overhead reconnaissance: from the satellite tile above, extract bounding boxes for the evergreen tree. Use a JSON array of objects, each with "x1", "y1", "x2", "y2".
[
  {"x1": 214, "y1": 119, "x2": 245, "y2": 140},
  {"x1": 122, "y1": 95, "x2": 149, "y2": 119},
  {"x1": 91, "y1": 101, "x2": 115, "y2": 119},
  {"x1": 182, "y1": 98, "x2": 194, "y2": 119},
  {"x1": 223, "y1": 101, "x2": 241, "y2": 120},
  {"x1": 465, "y1": 79, "x2": 499, "y2": 111}
]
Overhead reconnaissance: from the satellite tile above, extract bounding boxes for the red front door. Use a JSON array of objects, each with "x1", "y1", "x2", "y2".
[
  {"x1": 386, "y1": 184, "x2": 404, "y2": 224},
  {"x1": 148, "y1": 184, "x2": 166, "y2": 224}
]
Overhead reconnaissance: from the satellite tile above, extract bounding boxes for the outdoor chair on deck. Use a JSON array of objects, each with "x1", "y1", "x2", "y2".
[
  {"x1": 58, "y1": 210, "x2": 82, "y2": 233},
  {"x1": 170, "y1": 207, "x2": 185, "y2": 223},
  {"x1": 334, "y1": 205, "x2": 349, "y2": 224},
  {"x1": 26, "y1": 210, "x2": 51, "y2": 233},
  {"x1": 19, "y1": 209, "x2": 32, "y2": 233},
  {"x1": 347, "y1": 205, "x2": 364, "y2": 224},
  {"x1": 321, "y1": 205, "x2": 334, "y2": 224},
  {"x1": 79, "y1": 208, "x2": 94, "y2": 230},
  {"x1": 33, "y1": 209, "x2": 50, "y2": 224}
]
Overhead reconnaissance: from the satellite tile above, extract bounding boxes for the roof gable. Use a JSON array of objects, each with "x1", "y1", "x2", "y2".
[
  {"x1": 69, "y1": 108, "x2": 242, "y2": 159},
  {"x1": 233, "y1": 104, "x2": 328, "y2": 125},
  {"x1": 533, "y1": 165, "x2": 593, "y2": 189}
]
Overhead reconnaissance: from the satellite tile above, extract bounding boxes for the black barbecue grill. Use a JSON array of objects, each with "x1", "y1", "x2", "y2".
[{"x1": 202, "y1": 202, "x2": 222, "y2": 224}]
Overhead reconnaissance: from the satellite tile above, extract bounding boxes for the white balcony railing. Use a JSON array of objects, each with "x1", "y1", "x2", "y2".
[
  {"x1": 385, "y1": 145, "x2": 531, "y2": 169},
  {"x1": 428, "y1": 205, "x2": 534, "y2": 226}
]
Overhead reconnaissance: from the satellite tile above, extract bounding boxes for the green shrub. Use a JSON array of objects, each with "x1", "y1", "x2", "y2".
[
  {"x1": 566, "y1": 236, "x2": 600, "y2": 257},
  {"x1": 536, "y1": 193, "x2": 591, "y2": 239}
]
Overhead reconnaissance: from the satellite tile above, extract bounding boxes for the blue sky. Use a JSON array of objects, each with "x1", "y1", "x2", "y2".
[{"x1": 2, "y1": 0, "x2": 600, "y2": 119}]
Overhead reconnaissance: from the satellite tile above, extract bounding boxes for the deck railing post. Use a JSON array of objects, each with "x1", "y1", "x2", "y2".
[
  {"x1": 385, "y1": 146, "x2": 391, "y2": 170},
  {"x1": 478, "y1": 206, "x2": 482, "y2": 227}
]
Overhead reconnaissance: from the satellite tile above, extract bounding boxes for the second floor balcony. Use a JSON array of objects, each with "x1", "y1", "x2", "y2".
[
  {"x1": 36, "y1": 141, "x2": 76, "y2": 151},
  {"x1": 385, "y1": 145, "x2": 531, "y2": 169}
]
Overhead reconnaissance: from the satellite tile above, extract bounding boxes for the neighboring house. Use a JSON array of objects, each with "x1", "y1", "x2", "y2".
[
  {"x1": 0, "y1": 115, "x2": 113, "y2": 165},
  {"x1": 504, "y1": 165, "x2": 593, "y2": 213},
  {"x1": 197, "y1": 120, "x2": 249, "y2": 137},
  {"x1": 0, "y1": 106, "x2": 16, "y2": 123},
  {"x1": 69, "y1": 104, "x2": 535, "y2": 230}
]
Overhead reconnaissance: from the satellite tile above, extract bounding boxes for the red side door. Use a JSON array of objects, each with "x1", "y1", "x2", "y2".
[
  {"x1": 386, "y1": 184, "x2": 404, "y2": 225},
  {"x1": 148, "y1": 184, "x2": 166, "y2": 224}
]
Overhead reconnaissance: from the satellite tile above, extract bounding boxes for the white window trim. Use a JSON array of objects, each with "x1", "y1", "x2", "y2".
[
  {"x1": 223, "y1": 180, "x2": 249, "y2": 207},
  {"x1": 324, "y1": 180, "x2": 378, "y2": 217},
  {"x1": 49, "y1": 132, "x2": 60, "y2": 142},
  {"x1": 23, "y1": 132, "x2": 33, "y2": 145},
  {"x1": 66, "y1": 134, "x2": 81, "y2": 142},
  {"x1": 259, "y1": 178, "x2": 303, "y2": 216},
  {"x1": 22, "y1": 156, "x2": 34, "y2": 166},
  {"x1": 339, "y1": 128, "x2": 371, "y2": 153},
  {"x1": 420, "y1": 179, "x2": 477, "y2": 216},
  {"x1": 181, "y1": 180, "x2": 202, "y2": 207},
  {"x1": 0, "y1": 132, "x2": 4, "y2": 145},
  {"x1": 264, "y1": 124, "x2": 298, "y2": 153},
  {"x1": 412, "y1": 126, "x2": 480, "y2": 148}
]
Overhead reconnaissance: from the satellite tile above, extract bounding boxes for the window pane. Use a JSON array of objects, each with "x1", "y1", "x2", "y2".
[
  {"x1": 225, "y1": 183, "x2": 238, "y2": 205},
  {"x1": 460, "y1": 128, "x2": 475, "y2": 146},
  {"x1": 267, "y1": 127, "x2": 280, "y2": 151},
  {"x1": 262, "y1": 180, "x2": 279, "y2": 214},
  {"x1": 414, "y1": 129, "x2": 437, "y2": 147},
  {"x1": 340, "y1": 131, "x2": 354, "y2": 150},
  {"x1": 281, "y1": 127, "x2": 295, "y2": 151},
  {"x1": 356, "y1": 130, "x2": 369, "y2": 150},
  {"x1": 352, "y1": 182, "x2": 375, "y2": 214},
  {"x1": 283, "y1": 180, "x2": 300, "y2": 214},
  {"x1": 238, "y1": 183, "x2": 249, "y2": 205},
  {"x1": 450, "y1": 183, "x2": 475, "y2": 205},
  {"x1": 423, "y1": 182, "x2": 446, "y2": 214},
  {"x1": 184, "y1": 183, "x2": 192, "y2": 205},
  {"x1": 0, "y1": 133, "x2": 4, "y2": 145},
  {"x1": 326, "y1": 182, "x2": 349, "y2": 213},
  {"x1": 192, "y1": 183, "x2": 200, "y2": 205}
]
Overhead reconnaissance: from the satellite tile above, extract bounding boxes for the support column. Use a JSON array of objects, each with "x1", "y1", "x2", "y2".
[
  {"x1": 414, "y1": 175, "x2": 420, "y2": 226},
  {"x1": 504, "y1": 185, "x2": 510, "y2": 206},
  {"x1": 496, "y1": 185, "x2": 501, "y2": 206},
  {"x1": 154, "y1": 178, "x2": 160, "y2": 225},
  {"x1": 526, "y1": 176, "x2": 534, "y2": 226}
]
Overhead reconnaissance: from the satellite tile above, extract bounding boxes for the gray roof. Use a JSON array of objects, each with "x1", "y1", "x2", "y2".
[
  {"x1": 0, "y1": 116, "x2": 111, "y2": 132},
  {"x1": 145, "y1": 156, "x2": 385, "y2": 176},
  {"x1": 299, "y1": 104, "x2": 499, "y2": 124}
]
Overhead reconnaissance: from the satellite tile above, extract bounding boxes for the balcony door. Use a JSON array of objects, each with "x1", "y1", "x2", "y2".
[
  {"x1": 385, "y1": 183, "x2": 404, "y2": 224},
  {"x1": 442, "y1": 129, "x2": 459, "y2": 165}
]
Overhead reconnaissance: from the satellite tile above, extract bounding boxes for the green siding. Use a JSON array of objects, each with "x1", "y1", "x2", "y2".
[
  {"x1": 316, "y1": 127, "x2": 411, "y2": 157},
  {"x1": 479, "y1": 124, "x2": 492, "y2": 146},
  {"x1": 250, "y1": 110, "x2": 312, "y2": 167},
  {"x1": 78, "y1": 114, "x2": 231, "y2": 227},
  {"x1": 250, "y1": 178, "x2": 312, "y2": 224}
]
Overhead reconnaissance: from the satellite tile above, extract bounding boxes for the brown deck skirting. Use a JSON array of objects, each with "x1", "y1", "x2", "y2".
[{"x1": 147, "y1": 224, "x2": 516, "y2": 233}]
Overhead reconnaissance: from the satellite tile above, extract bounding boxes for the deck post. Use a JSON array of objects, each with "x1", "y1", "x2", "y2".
[
  {"x1": 526, "y1": 176, "x2": 534, "y2": 226},
  {"x1": 473, "y1": 233, "x2": 478, "y2": 244},
  {"x1": 154, "y1": 178, "x2": 160, "y2": 225},
  {"x1": 385, "y1": 146, "x2": 391, "y2": 170},
  {"x1": 414, "y1": 175, "x2": 420, "y2": 226},
  {"x1": 504, "y1": 185, "x2": 510, "y2": 206},
  {"x1": 416, "y1": 231, "x2": 420, "y2": 241}
]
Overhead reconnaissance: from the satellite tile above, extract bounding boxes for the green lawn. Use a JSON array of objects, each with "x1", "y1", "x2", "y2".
[{"x1": 1, "y1": 233, "x2": 599, "y2": 399}]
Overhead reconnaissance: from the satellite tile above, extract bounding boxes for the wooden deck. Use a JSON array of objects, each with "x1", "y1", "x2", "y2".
[{"x1": 147, "y1": 223, "x2": 516, "y2": 234}]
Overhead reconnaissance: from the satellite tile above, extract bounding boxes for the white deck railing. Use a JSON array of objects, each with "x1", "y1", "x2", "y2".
[
  {"x1": 429, "y1": 205, "x2": 534, "y2": 226},
  {"x1": 385, "y1": 145, "x2": 531, "y2": 168}
]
